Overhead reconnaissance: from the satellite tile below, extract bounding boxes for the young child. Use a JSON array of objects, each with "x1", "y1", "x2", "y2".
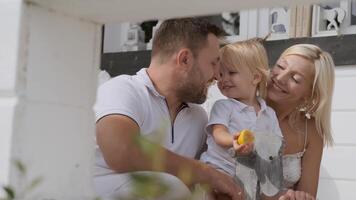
[{"x1": 200, "y1": 39, "x2": 283, "y2": 200}]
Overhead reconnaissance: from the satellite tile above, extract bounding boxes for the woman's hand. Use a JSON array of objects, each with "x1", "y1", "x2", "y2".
[{"x1": 278, "y1": 189, "x2": 315, "y2": 200}]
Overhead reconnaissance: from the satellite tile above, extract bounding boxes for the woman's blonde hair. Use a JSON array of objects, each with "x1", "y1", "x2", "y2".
[
  {"x1": 220, "y1": 38, "x2": 269, "y2": 98},
  {"x1": 280, "y1": 44, "x2": 335, "y2": 146}
]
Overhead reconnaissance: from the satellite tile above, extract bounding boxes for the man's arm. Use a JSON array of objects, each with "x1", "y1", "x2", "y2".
[{"x1": 96, "y1": 114, "x2": 244, "y2": 200}]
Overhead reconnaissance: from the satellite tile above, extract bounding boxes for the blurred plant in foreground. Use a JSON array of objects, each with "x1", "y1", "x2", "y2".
[
  {"x1": 0, "y1": 160, "x2": 43, "y2": 200},
  {"x1": 115, "y1": 124, "x2": 212, "y2": 200}
]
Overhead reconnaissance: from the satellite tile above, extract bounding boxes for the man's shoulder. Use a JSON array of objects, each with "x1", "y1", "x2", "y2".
[
  {"x1": 99, "y1": 74, "x2": 145, "y2": 92},
  {"x1": 187, "y1": 103, "x2": 207, "y2": 115},
  {"x1": 184, "y1": 103, "x2": 207, "y2": 121},
  {"x1": 105, "y1": 74, "x2": 138, "y2": 85}
]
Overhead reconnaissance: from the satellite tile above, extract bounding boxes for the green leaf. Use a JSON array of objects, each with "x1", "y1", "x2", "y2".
[
  {"x1": 13, "y1": 160, "x2": 26, "y2": 176},
  {"x1": 26, "y1": 177, "x2": 43, "y2": 192},
  {"x1": 130, "y1": 174, "x2": 169, "y2": 198},
  {"x1": 2, "y1": 186, "x2": 15, "y2": 200},
  {"x1": 135, "y1": 136, "x2": 155, "y2": 154}
]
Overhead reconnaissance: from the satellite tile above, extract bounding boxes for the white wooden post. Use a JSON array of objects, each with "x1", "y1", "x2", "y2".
[
  {"x1": 1, "y1": 1, "x2": 101, "y2": 199},
  {"x1": 0, "y1": 0, "x2": 23, "y2": 196}
]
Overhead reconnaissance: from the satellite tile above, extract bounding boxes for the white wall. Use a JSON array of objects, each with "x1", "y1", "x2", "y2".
[{"x1": 317, "y1": 66, "x2": 356, "y2": 200}]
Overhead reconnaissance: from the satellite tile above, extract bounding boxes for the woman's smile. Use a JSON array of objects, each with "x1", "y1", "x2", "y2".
[{"x1": 271, "y1": 79, "x2": 288, "y2": 94}]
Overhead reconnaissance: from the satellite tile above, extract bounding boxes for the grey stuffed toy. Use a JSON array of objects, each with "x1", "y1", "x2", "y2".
[{"x1": 234, "y1": 131, "x2": 284, "y2": 200}]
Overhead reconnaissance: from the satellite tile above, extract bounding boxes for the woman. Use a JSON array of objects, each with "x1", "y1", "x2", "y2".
[{"x1": 266, "y1": 44, "x2": 335, "y2": 200}]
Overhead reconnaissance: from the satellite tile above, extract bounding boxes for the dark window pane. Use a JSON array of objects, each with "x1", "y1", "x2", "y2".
[{"x1": 352, "y1": 1, "x2": 356, "y2": 25}]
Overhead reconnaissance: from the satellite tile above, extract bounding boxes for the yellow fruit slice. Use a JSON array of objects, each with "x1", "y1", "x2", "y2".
[{"x1": 237, "y1": 129, "x2": 255, "y2": 145}]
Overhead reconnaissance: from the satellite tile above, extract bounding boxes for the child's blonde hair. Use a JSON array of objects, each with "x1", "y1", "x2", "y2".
[{"x1": 220, "y1": 38, "x2": 269, "y2": 98}]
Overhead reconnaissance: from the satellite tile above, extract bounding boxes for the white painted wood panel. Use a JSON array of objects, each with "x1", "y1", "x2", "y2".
[
  {"x1": 318, "y1": 65, "x2": 356, "y2": 199},
  {"x1": 0, "y1": 98, "x2": 17, "y2": 196},
  {"x1": 10, "y1": 101, "x2": 95, "y2": 199},
  {"x1": 26, "y1": 5, "x2": 100, "y2": 108},
  {"x1": 318, "y1": 179, "x2": 356, "y2": 200},
  {"x1": 7, "y1": 4, "x2": 101, "y2": 199},
  {"x1": 0, "y1": 0, "x2": 22, "y2": 92},
  {"x1": 332, "y1": 66, "x2": 356, "y2": 110},
  {"x1": 320, "y1": 146, "x2": 356, "y2": 180},
  {"x1": 0, "y1": 0, "x2": 23, "y2": 196},
  {"x1": 331, "y1": 111, "x2": 356, "y2": 145},
  {"x1": 29, "y1": 0, "x2": 327, "y2": 24}
]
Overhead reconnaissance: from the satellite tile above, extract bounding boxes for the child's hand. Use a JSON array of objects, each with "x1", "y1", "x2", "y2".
[{"x1": 233, "y1": 132, "x2": 254, "y2": 156}]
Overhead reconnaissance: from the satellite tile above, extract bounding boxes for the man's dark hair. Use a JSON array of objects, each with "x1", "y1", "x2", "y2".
[{"x1": 152, "y1": 17, "x2": 224, "y2": 62}]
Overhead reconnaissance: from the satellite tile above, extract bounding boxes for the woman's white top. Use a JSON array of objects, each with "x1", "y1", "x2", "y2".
[{"x1": 282, "y1": 119, "x2": 308, "y2": 188}]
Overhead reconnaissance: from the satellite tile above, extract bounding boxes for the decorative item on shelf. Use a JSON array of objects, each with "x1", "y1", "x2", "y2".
[
  {"x1": 264, "y1": 7, "x2": 293, "y2": 40},
  {"x1": 311, "y1": 1, "x2": 352, "y2": 37},
  {"x1": 270, "y1": 8, "x2": 288, "y2": 33},
  {"x1": 122, "y1": 23, "x2": 146, "y2": 51},
  {"x1": 292, "y1": 4, "x2": 313, "y2": 38},
  {"x1": 221, "y1": 10, "x2": 247, "y2": 43},
  {"x1": 221, "y1": 12, "x2": 240, "y2": 35},
  {"x1": 323, "y1": 7, "x2": 346, "y2": 30},
  {"x1": 146, "y1": 21, "x2": 162, "y2": 50}
]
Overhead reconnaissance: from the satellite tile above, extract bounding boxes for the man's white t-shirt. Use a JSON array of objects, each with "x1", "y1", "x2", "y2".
[
  {"x1": 200, "y1": 98, "x2": 283, "y2": 176},
  {"x1": 94, "y1": 68, "x2": 208, "y2": 177}
]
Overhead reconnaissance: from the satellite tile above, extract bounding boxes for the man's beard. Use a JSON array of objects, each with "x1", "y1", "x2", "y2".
[{"x1": 176, "y1": 64, "x2": 208, "y2": 104}]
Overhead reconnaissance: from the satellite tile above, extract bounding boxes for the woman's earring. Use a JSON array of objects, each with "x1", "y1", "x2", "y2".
[
  {"x1": 299, "y1": 105, "x2": 311, "y2": 119},
  {"x1": 305, "y1": 112, "x2": 311, "y2": 119}
]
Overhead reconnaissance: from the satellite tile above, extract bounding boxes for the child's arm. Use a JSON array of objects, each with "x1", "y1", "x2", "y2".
[
  {"x1": 211, "y1": 124, "x2": 234, "y2": 148},
  {"x1": 208, "y1": 98, "x2": 254, "y2": 155},
  {"x1": 211, "y1": 125, "x2": 254, "y2": 156}
]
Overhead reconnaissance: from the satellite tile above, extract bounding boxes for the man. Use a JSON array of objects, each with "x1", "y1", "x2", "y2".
[{"x1": 94, "y1": 18, "x2": 244, "y2": 200}]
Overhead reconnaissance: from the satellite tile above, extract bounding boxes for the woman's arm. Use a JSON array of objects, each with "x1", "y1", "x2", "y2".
[
  {"x1": 295, "y1": 120, "x2": 324, "y2": 197},
  {"x1": 211, "y1": 124, "x2": 234, "y2": 148}
]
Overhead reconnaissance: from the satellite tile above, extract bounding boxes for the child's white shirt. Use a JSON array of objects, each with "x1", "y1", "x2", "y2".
[{"x1": 200, "y1": 97, "x2": 283, "y2": 176}]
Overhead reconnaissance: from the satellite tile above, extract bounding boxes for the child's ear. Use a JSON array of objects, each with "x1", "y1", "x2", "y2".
[{"x1": 252, "y1": 72, "x2": 262, "y2": 85}]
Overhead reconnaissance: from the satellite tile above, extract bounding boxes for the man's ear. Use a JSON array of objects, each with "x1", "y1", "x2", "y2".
[
  {"x1": 177, "y1": 48, "x2": 193, "y2": 70},
  {"x1": 252, "y1": 72, "x2": 262, "y2": 85}
]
